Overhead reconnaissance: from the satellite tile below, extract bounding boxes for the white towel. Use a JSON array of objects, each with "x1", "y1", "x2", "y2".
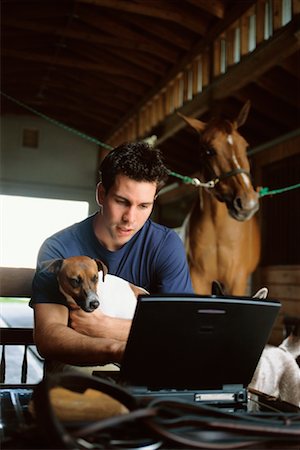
[{"x1": 97, "y1": 274, "x2": 148, "y2": 319}]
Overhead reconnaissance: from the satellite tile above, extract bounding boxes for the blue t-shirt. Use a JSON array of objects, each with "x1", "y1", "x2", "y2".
[{"x1": 31, "y1": 214, "x2": 194, "y2": 306}]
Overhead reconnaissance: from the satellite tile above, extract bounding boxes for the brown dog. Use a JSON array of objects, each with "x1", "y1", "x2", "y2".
[
  {"x1": 47, "y1": 256, "x2": 107, "y2": 312},
  {"x1": 46, "y1": 255, "x2": 148, "y2": 316}
]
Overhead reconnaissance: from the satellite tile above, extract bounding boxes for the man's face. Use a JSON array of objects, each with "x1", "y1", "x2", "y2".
[{"x1": 96, "y1": 174, "x2": 157, "y2": 250}]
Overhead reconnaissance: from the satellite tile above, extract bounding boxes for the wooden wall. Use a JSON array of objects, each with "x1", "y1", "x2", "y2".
[
  {"x1": 252, "y1": 133, "x2": 300, "y2": 345},
  {"x1": 254, "y1": 265, "x2": 300, "y2": 345}
]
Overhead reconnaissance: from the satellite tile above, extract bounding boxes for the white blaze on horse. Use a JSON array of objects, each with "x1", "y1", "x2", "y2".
[{"x1": 178, "y1": 102, "x2": 260, "y2": 295}]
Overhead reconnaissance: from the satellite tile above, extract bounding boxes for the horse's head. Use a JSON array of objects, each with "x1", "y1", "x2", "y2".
[{"x1": 179, "y1": 101, "x2": 259, "y2": 221}]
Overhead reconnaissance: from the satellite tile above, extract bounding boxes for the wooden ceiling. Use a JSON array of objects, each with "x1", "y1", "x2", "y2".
[{"x1": 1, "y1": 0, "x2": 300, "y2": 186}]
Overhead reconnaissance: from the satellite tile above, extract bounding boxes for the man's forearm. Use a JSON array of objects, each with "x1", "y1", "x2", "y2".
[
  {"x1": 69, "y1": 308, "x2": 132, "y2": 341},
  {"x1": 34, "y1": 322, "x2": 125, "y2": 365}
]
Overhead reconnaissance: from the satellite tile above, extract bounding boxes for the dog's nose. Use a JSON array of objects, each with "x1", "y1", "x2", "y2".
[{"x1": 89, "y1": 300, "x2": 99, "y2": 310}]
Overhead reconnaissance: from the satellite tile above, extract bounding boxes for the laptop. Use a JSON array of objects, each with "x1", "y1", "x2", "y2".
[{"x1": 94, "y1": 294, "x2": 281, "y2": 409}]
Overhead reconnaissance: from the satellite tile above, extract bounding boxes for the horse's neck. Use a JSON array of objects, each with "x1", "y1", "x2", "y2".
[{"x1": 198, "y1": 188, "x2": 228, "y2": 223}]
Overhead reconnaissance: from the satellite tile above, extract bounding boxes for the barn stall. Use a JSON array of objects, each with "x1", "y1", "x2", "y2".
[{"x1": 1, "y1": 0, "x2": 300, "y2": 344}]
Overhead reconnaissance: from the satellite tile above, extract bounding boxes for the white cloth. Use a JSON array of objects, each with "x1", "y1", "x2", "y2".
[{"x1": 97, "y1": 273, "x2": 148, "y2": 319}]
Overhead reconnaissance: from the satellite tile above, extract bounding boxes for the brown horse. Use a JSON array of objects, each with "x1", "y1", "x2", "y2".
[{"x1": 179, "y1": 102, "x2": 260, "y2": 295}]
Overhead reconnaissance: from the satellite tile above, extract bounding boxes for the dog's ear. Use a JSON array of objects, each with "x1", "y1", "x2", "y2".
[
  {"x1": 43, "y1": 259, "x2": 64, "y2": 274},
  {"x1": 95, "y1": 259, "x2": 108, "y2": 281}
]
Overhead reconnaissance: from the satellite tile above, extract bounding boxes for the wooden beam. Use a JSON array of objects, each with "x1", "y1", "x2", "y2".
[
  {"x1": 67, "y1": 41, "x2": 157, "y2": 86},
  {"x1": 4, "y1": 17, "x2": 178, "y2": 63},
  {"x1": 118, "y1": 14, "x2": 192, "y2": 50},
  {"x1": 156, "y1": 17, "x2": 300, "y2": 145},
  {"x1": 103, "y1": 47, "x2": 167, "y2": 75},
  {"x1": 235, "y1": 85, "x2": 298, "y2": 128},
  {"x1": 77, "y1": 8, "x2": 179, "y2": 63},
  {"x1": 77, "y1": 0, "x2": 207, "y2": 34},
  {"x1": 184, "y1": 0, "x2": 225, "y2": 19},
  {"x1": 2, "y1": 48, "x2": 151, "y2": 82},
  {"x1": 104, "y1": 0, "x2": 257, "y2": 140},
  {"x1": 256, "y1": 70, "x2": 299, "y2": 108}
]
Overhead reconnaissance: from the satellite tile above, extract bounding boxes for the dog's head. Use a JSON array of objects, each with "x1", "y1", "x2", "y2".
[{"x1": 46, "y1": 256, "x2": 108, "y2": 312}]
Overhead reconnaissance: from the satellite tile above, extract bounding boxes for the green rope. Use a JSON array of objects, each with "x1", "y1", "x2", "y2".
[
  {"x1": 168, "y1": 170, "x2": 300, "y2": 198},
  {"x1": 167, "y1": 170, "x2": 198, "y2": 186},
  {"x1": 258, "y1": 183, "x2": 300, "y2": 198},
  {"x1": 3, "y1": 92, "x2": 300, "y2": 199},
  {"x1": 1, "y1": 91, "x2": 113, "y2": 150}
]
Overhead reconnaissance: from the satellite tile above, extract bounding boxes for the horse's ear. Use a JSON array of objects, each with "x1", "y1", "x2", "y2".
[
  {"x1": 177, "y1": 112, "x2": 206, "y2": 133},
  {"x1": 234, "y1": 100, "x2": 251, "y2": 129},
  {"x1": 95, "y1": 259, "x2": 108, "y2": 281}
]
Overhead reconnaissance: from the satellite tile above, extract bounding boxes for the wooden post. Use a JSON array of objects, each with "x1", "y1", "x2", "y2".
[
  {"x1": 273, "y1": 0, "x2": 283, "y2": 30},
  {"x1": 240, "y1": 14, "x2": 249, "y2": 57},
  {"x1": 256, "y1": 0, "x2": 266, "y2": 44}
]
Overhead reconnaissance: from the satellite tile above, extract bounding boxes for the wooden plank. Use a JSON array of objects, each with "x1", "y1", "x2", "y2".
[
  {"x1": 202, "y1": 50, "x2": 210, "y2": 87},
  {"x1": 240, "y1": 14, "x2": 249, "y2": 56},
  {"x1": 256, "y1": 0, "x2": 266, "y2": 45},
  {"x1": 254, "y1": 264, "x2": 300, "y2": 345},
  {"x1": 259, "y1": 265, "x2": 300, "y2": 284},
  {"x1": 226, "y1": 27, "x2": 235, "y2": 67},
  {"x1": 0, "y1": 267, "x2": 34, "y2": 298},
  {"x1": 273, "y1": 0, "x2": 283, "y2": 31},
  {"x1": 0, "y1": 328, "x2": 34, "y2": 345},
  {"x1": 192, "y1": 59, "x2": 199, "y2": 96},
  {"x1": 294, "y1": 0, "x2": 300, "y2": 14},
  {"x1": 213, "y1": 39, "x2": 221, "y2": 77}
]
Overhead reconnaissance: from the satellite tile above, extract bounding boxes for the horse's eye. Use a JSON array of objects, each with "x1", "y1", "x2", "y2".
[
  {"x1": 69, "y1": 278, "x2": 81, "y2": 288},
  {"x1": 205, "y1": 148, "x2": 215, "y2": 156},
  {"x1": 200, "y1": 145, "x2": 216, "y2": 157}
]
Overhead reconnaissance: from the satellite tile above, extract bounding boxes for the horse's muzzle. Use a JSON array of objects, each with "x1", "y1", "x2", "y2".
[{"x1": 228, "y1": 200, "x2": 259, "y2": 221}]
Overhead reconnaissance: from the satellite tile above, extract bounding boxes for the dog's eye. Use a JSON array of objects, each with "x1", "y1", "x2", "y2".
[
  {"x1": 69, "y1": 278, "x2": 81, "y2": 288},
  {"x1": 91, "y1": 275, "x2": 98, "y2": 283}
]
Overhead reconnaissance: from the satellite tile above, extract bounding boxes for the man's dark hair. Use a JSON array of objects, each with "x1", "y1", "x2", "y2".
[{"x1": 99, "y1": 141, "x2": 169, "y2": 192}]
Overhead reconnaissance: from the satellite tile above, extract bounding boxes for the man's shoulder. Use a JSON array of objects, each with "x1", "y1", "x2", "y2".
[
  {"x1": 138, "y1": 220, "x2": 179, "y2": 246},
  {"x1": 46, "y1": 214, "x2": 94, "y2": 241},
  {"x1": 38, "y1": 214, "x2": 96, "y2": 262}
]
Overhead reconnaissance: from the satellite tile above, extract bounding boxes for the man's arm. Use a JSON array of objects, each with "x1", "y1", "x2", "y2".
[
  {"x1": 33, "y1": 303, "x2": 125, "y2": 365},
  {"x1": 69, "y1": 306, "x2": 131, "y2": 342}
]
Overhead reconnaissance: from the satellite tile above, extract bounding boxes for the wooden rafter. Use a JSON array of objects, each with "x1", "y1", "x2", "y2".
[{"x1": 77, "y1": 0, "x2": 208, "y2": 34}]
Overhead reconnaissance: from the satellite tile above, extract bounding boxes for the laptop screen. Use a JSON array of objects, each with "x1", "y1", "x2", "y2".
[{"x1": 119, "y1": 294, "x2": 281, "y2": 391}]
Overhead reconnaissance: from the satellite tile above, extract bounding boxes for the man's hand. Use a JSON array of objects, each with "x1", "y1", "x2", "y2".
[
  {"x1": 69, "y1": 306, "x2": 109, "y2": 338},
  {"x1": 69, "y1": 305, "x2": 131, "y2": 342}
]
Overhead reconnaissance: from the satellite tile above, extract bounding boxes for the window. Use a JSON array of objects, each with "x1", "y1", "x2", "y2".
[{"x1": 0, "y1": 196, "x2": 89, "y2": 268}]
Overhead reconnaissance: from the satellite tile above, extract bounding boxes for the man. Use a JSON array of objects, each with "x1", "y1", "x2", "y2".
[{"x1": 31, "y1": 142, "x2": 193, "y2": 371}]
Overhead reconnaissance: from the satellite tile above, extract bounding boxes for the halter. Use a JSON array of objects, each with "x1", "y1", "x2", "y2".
[
  {"x1": 198, "y1": 133, "x2": 252, "y2": 189},
  {"x1": 209, "y1": 167, "x2": 252, "y2": 187},
  {"x1": 168, "y1": 134, "x2": 252, "y2": 189}
]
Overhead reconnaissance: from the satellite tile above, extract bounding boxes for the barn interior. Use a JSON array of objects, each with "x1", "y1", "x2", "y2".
[{"x1": 1, "y1": 0, "x2": 300, "y2": 344}]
